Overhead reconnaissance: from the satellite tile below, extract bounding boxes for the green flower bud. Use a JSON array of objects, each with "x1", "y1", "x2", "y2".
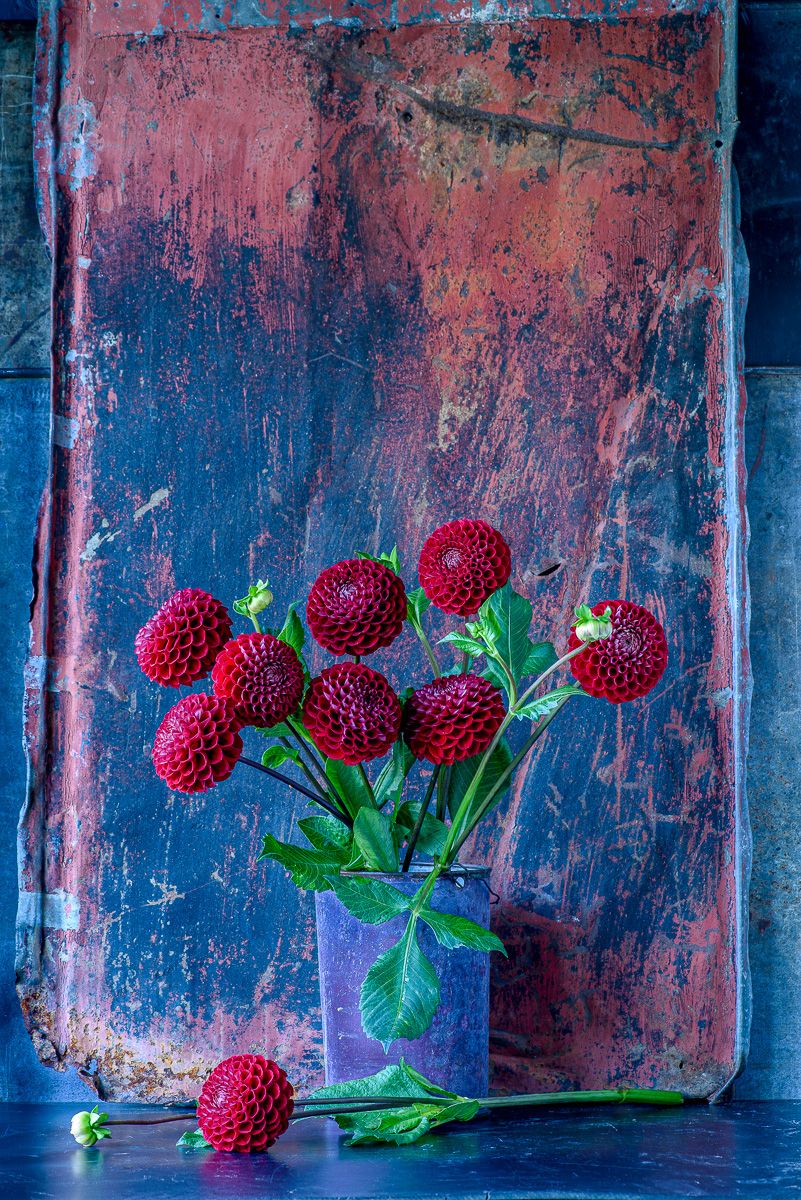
[
  {"x1": 70, "y1": 1106, "x2": 111, "y2": 1148},
  {"x1": 572, "y1": 604, "x2": 613, "y2": 643},
  {"x1": 248, "y1": 581, "x2": 274, "y2": 616}
]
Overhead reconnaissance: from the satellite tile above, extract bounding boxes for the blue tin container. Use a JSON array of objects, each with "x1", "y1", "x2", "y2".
[{"x1": 315, "y1": 865, "x2": 490, "y2": 1098}]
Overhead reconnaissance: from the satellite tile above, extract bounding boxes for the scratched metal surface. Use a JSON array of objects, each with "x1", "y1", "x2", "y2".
[{"x1": 20, "y1": 0, "x2": 748, "y2": 1101}]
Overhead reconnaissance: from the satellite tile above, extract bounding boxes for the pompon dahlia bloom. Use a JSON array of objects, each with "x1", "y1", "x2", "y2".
[
  {"x1": 302, "y1": 662, "x2": 402, "y2": 764},
  {"x1": 197, "y1": 1054, "x2": 295, "y2": 1153},
  {"x1": 418, "y1": 519, "x2": 511, "y2": 617},
  {"x1": 212, "y1": 633, "x2": 305, "y2": 728},
  {"x1": 135, "y1": 588, "x2": 232, "y2": 687},
  {"x1": 152, "y1": 694, "x2": 243, "y2": 793},
  {"x1": 306, "y1": 558, "x2": 407, "y2": 656},
  {"x1": 403, "y1": 674, "x2": 506, "y2": 765},
  {"x1": 568, "y1": 600, "x2": 668, "y2": 703}
]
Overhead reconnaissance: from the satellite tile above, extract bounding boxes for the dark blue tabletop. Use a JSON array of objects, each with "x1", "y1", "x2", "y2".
[{"x1": 3, "y1": 1101, "x2": 800, "y2": 1200}]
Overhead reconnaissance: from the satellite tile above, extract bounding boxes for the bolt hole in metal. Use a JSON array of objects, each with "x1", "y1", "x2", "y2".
[{"x1": 536, "y1": 559, "x2": 563, "y2": 578}]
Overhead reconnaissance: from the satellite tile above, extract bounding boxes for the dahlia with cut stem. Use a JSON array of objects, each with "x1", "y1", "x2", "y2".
[
  {"x1": 197, "y1": 1054, "x2": 295, "y2": 1153},
  {"x1": 135, "y1": 588, "x2": 232, "y2": 687},
  {"x1": 307, "y1": 558, "x2": 407, "y2": 656},
  {"x1": 568, "y1": 599, "x2": 668, "y2": 703},
  {"x1": 212, "y1": 632, "x2": 305, "y2": 727},
  {"x1": 402, "y1": 674, "x2": 506, "y2": 765},
  {"x1": 418, "y1": 519, "x2": 511, "y2": 618},
  {"x1": 302, "y1": 662, "x2": 402, "y2": 765},
  {"x1": 152, "y1": 694, "x2": 243, "y2": 793}
]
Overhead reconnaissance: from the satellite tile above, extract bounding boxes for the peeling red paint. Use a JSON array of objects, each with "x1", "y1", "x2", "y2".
[{"x1": 21, "y1": 0, "x2": 746, "y2": 1101}]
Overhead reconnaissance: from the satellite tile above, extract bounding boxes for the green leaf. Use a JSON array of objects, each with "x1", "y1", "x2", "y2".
[
  {"x1": 338, "y1": 1099, "x2": 480, "y2": 1146},
  {"x1": 360, "y1": 919, "x2": 441, "y2": 1050},
  {"x1": 420, "y1": 909, "x2": 507, "y2": 955},
  {"x1": 406, "y1": 587, "x2": 431, "y2": 625},
  {"x1": 479, "y1": 583, "x2": 533, "y2": 682},
  {"x1": 395, "y1": 802, "x2": 448, "y2": 856},
  {"x1": 521, "y1": 639, "x2": 558, "y2": 678},
  {"x1": 310, "y1": 1059, "x2": 438, "y2": 1102},
  {"x1": 309, "y1": 1061, "x2": 479, "y2": 1147},
  {"x1": 352, "y1": 809, "x2": 398, "y2": 872},
  {"x1": 514, "y1": 684, "x2": 587, "y2": 722},
  {"x1": 261, "y1": 744, "x2": 300, "y2": 770},
  {"x1": 438, "y1": 632, "x2": 486, "y2": 657},
  {"x1": 448, "y1": 738, "x2": 514, "y2": 824},
  {"x1": 258, "y1": 833, "x2": 348, "y2": 891},
  {"x1": 277, "y1": 602, "x2": 305, "y2": 656},
  {"x1": 374, "y1": 740, "x2": 414, "y2": 810},
  {"x1": 357, "y1": 546, "x2": 401, "y2": 575},
  {"x1": 327, "y1": 874, "x2": 411, "y2": 924},
  {"x1": 298, "y1": 814, "x2": 353, "y2": 852},
  {"x1": 326, "y1": 760, "x2": 375, "y2": 819},
  {"x1": 177, "y1": 1128, "x2": 212, "y2": 1149}
]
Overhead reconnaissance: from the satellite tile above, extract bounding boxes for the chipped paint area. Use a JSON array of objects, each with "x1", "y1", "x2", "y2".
[{"x1": 21, "y1": 0, "x2": 746, "y2": 1102}]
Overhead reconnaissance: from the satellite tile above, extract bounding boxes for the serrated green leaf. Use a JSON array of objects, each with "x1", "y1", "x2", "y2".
[
  {"x1": 259, "y1": 833, "x2": 348, "y2": 891},
  {"x1": 521, "y1": 639, "x2": 558, "y2": 678},
  {"x1": 448, "y1": 738, "x2": 514, "y2": 824},
  {"x1": 327, "y1": 874, "x2": 411, "y2": 924},
  {"x1": 514, "y1": 684, "x2": 587, "y2": 722},
  {"x1": 406, "y1": 587, "x2": 431, "y2": 625},
  {"x1": 395, "y1": 802, "x2": 448, "y2": 856},
  {"x1": 177, "y1": 1128, "x2": 213, "y2": 1149},
  {"x1": 298, "y1": 814, "x2": 353, "y2": 853},
  {"x1": 439, "y1": 632, "x2": 486, "y2": 657},
  {"x1": 277, "y1": 602, "x2": 305, "y2": 656},
  {"x1": 374, "y1": 740, "x2": 414, "y2": 810},
  {"x1": 261, "y1": 744, "x2": 300, "y2": 770},
  {"x1": 361, "y1": 919, "x2": 441, "y2": 1050},
  {"x1": 420, "y1": 909, "x2": 507, "y2": 955},
  {"x1": 325, "y1": 760, "x2": 375, "y2": 819},
  {"x1": 340, "y1": 1099, "x2": 480, "y2": 1147},
  {"x1": 352, "y1": 809, "x2": 398, "y2": 872},
  {"x1": 479, "y1": 584, "x2": 533, "y2": 682},
  {"x1": 311, "y1": 1058, "x2": 454, "y2": 1103}
]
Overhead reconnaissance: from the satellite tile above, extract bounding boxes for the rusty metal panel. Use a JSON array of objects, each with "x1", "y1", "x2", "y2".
[{"x1": 20, "y1": 0, "x2": 748, "y2": 1101}]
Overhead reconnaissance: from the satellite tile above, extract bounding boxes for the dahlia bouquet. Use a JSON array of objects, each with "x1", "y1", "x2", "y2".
[{"x1": 137, "y1": 519, "x2": 667, "y2": 1050}]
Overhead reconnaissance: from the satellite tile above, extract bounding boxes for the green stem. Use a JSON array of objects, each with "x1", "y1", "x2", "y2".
[
  {"x1": 435, "y1": 764, "x2": 451, "y2": 822},
  {"x1": 487, "y1": 648, "x2": 518, "y2": 706},
  {"x1": 477, "y1": 1088, "x2": 683, "y2": 1110},
  {"x1": 402, "y1": 765, "x2": 441, "y2": 871},
  {"x1": 410, "y1": 617, "x2": 441, "y2": 678},
  {"x1": 286, "y1": 718, "x2": 332, "y2": 792},
  {"x1": 447, "y1": 696, "x2": 572, "y2": 860},
  {"x1": 249, "y1": 611, "x2": 263, "y2": 634},
  {"x1": 357, "y1": 764, "x2": 376, "y2": 807},
  {"x1": 516, "y1": 643, "x2": 588, "y2": 708}
]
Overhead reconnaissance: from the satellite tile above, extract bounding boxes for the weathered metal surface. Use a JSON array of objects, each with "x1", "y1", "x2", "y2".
[
  {"x1": 735, "y1": 4, "x2": 801, "y2": 367},
  {"x1": 737, "y1": 368, "x2": 801, "y2": 1099},
  {"x1": 20, "y1": 0, "x2": 748, "y2": 1102},
  {"x1": 0, "y1": 25, "x2": 49, "y2": 374}
]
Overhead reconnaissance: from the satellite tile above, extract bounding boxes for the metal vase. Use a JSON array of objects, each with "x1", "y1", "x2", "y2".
[{"x1": 315, "y1": 864, "x2": 490, "y2": 1098}]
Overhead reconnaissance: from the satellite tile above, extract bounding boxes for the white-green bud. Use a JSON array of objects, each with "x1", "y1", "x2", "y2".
[{"x1": 572, "y1": 604, "x2": 613, "y2": 643}]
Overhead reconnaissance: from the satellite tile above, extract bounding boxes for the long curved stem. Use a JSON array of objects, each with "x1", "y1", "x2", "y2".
[
  {"x1": 239, "y1": 757, "x2": 350, "y2": 825},
  {"x1": 402, "y1": 765, "x2": 440, "y2": 871}
]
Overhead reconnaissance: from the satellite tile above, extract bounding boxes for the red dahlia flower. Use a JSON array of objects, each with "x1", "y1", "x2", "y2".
[
  {"x1": 135, "y1": 588, "x2": 232, "y2": 687},
  {"x1": 403, "y1": 674, "x2": 506, "y2": 765},
  {"x1": 212, "y1": 633, "x2": 305, "y2": 728},
  {"x1": 152, "y1": 694, "x2": 243, "y2": 793},
  {"x1": 568, "y1": 600, "x2": 668, "y2": 703},
  {"x1": 302, "y1": 662, "x2": 401, "y2": 764},
  {"x1": 197, "y1": 1054, "x2": 294, "y2": 1153},
  {"x1": 306, "y1": 558, "x2": 407, "y2": 656},
  {"x1": 418, "y1": 519, "x2": 511, "y2": 617}
]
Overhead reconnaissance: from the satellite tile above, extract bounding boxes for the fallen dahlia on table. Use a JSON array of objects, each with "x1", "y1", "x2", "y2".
[
  {"x1": 136, "y1": 518, "x2": 668, "y2": 1049},
  {"x1": 69, "y1": 1053, "x2": 683, "y2": 1153}
]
